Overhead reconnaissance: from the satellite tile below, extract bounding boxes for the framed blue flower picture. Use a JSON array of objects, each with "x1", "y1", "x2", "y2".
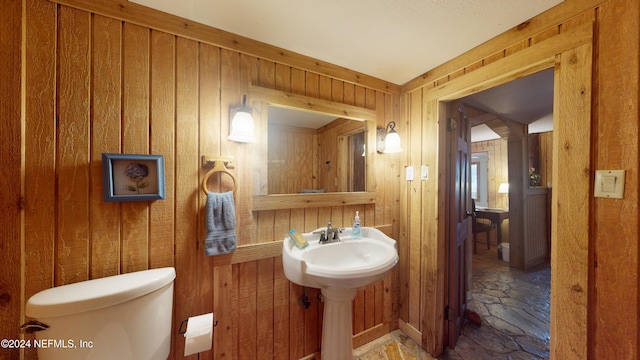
[{"x1": 102, "y1": 153, "x2": 166, "y2": 202}]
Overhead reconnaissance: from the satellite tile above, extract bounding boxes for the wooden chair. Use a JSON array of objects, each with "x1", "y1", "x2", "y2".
[{"x1": 471, "y1": 199, "x2": 492, "y2": 253}]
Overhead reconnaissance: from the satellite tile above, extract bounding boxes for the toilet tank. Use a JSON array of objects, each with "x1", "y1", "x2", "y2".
[{"x1": 25, "y1": 267, "x2": 176, "y2": 360}]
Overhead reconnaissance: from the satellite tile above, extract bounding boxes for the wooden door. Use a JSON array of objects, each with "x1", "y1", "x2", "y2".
[{"x1": 444, "y1": 100, "x2": 472, "y2": 348}]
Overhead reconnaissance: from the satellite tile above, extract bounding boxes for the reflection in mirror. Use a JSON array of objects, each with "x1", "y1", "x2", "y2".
[{"x1": 267, "y1": 105, "x2": 366, "y2": 194}]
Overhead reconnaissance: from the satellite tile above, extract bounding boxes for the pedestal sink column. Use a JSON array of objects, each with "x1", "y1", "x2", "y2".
[{"x1": 320, "y1": 287, "x2": 358, "y2": 360}]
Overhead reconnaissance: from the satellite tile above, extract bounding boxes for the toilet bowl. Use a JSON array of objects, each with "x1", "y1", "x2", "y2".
[{"x1": 25, "y1": 267, "x2": 176, "y2": 360}]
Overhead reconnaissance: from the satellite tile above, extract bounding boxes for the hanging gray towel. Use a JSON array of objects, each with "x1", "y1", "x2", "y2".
[{"x1": 204, "y1": 191, "x2": 237, "y2": 256}]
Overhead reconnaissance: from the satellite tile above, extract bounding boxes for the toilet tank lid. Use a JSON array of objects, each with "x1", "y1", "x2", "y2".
[{"x1": 26, "y1": 267, "x2": 176, "y2": 318}]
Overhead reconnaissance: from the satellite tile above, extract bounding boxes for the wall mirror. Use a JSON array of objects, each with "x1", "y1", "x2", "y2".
[{"x1": 249, "y1": 85, "x2": 377, "y2": 211}]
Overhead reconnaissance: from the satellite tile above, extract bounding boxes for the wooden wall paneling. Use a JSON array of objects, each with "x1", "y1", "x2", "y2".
[
  {"x1": 594, "y1": 0, "x2": 639, "y2": 357},
  {"x1": 273, "y1": 256, "x2": 290, "y2": 359},
  {"x1": 319, "y1": 76, "x2": 332, "y2": 102},
  {"x1": 219, "y1": 47, "x2": 243, "y2": 360},
  {"x1": 23, "y1": 0, "x2": 57, "y2": 329},
  {"x1": 275, "y1": 63, "x2": 291, "y2": 92},
  {"x1": 550, "y1": 42, "x2": 592, "y2": 359},
  {"x1": 255, "y1": 156, "x2": 275, "y2": 360},
  {"x1": 196, "y1": 41, "x2": 220, "y2": 360},
  {"x1": 369, "y1": 89, "x2": 383, "y2": 209},
  {"x1": 288, "y1": 208, "x2": 305, "y2": 359},
  {"x1": 305, "y1": 72, "x2": 320, "y2": 98},
  {"x1": 90, "y1": 15, "x2": 122, "y2": 278},
  {"x1": 397, "y1": 93, "x2": 410, "y2": 324},
  {"x1": 174, "y1": 36, "x2": 200, "y2": 359},
  {"x1": 0, "y1": 0, "x2": 22, "y2": 358},
  {"x1": 121, "y1": 22, "x2": 150, "y2": 273},
  {"x1": 302, "y1": 207, "x2": 320, "y2": 356},
  {"x1": 237, "y1": 53, "x2": 260, "y2": 244},
  {"x1": 291, "y1": 68, "x2": 306, "y2": 95},
  {"x1": 332, "y1": 79, "x2": 345, "y2": 104},
  {"x1": 408, "y1": 90, "x2": 423, "y2": 330},
  {"x1": 420, "y1": 98, "x2": 444, "y2": 354},
  {"x1": 149, "y1": 30, "x2": 176, "y2": 270},
  {"x1": 238, "y1": 260, "x2": 258, "y2": 358},
  {"x1": 497, "y1": 140, "x2": 508, "y2": 209},
  {"x1": 213, "y1": 263, "x2": 234, "y2": 359},
  {"x1": 273, "y1": 212, "x2": 291, "y2": 359},
  {"x1": 539, "y1": 131, "x2": 553, "y2": 187},
  {"x1": 56, "y1": 5, "x2": 91, "y2": 285},
  {"x1": 257, "y1": 257, "x2": 275, "y2": 356}
]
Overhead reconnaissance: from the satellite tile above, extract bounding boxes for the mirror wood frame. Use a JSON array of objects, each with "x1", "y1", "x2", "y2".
[{"x1": 249, "y1": 85, "x2": 377, "y2": 211}]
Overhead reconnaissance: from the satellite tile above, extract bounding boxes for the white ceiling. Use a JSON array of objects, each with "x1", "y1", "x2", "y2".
[{"x1": 129, "y1": 0, "x2": 563, "y2": 85}]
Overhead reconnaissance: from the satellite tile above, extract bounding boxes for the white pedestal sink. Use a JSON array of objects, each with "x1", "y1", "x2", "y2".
[{"x1": 282, "y1": 227, "x2": 398, "y2": 359}]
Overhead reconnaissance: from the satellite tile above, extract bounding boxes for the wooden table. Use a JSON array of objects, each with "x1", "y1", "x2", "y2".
[{"x1": 475, "y1": 208, "x2": 509, "y2": 245}]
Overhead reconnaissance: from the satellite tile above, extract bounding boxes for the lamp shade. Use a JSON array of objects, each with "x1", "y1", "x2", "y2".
[
  {"x1": 383, "y1": 131, "x2": 403, "y2": 153},
  {"x1": 498, "y1": 182, "x2": 509, "y2": 194},
  {"x1": 228, "y1": 109, "x2": 256, "y2": 143}
]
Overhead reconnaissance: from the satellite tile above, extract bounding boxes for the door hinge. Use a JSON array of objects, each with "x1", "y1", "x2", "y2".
[
  {"x1": 448, "y1": 118, "x2": 457, "y2": 132},
  {"x1": 445, "y1": 306, "x2": 455, "y2": 321}
]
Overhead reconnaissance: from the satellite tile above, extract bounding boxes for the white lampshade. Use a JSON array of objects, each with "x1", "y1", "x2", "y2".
[
  {"x1": 228, "y1": 95, "x2": 256, "y2": 143},
  {"x1": 498, "y1": 182, "x2": 509, "y2": 194},
  {"x1": 383, "y1": 131, "x2": 403, "y2": 153}
]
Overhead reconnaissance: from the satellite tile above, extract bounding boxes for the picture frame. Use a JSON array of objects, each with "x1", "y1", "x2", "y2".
[{"x1": 102, "y1": 153, "x2": 166, "y2": 202}]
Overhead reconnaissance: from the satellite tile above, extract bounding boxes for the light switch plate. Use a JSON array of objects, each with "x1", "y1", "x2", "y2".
[
  {"x1": 421, "y1": 165, "x2": 429, "y2": 180},
  {"x1": 406, "y1": 166, "x2": 414, "y2": 181},
  {"x1": 594, "y1": 170, "x2": 625, "y2": 199}
]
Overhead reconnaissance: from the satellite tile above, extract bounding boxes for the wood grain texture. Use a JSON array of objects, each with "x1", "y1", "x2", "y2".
[
  {"x1": 9, "y1": 1, "x2": 638, "y2": 360},
  {"x1": 149, "y1": 30, "x2": 177, "y2": 270},
  {"x1": 471, "y1": 139, "x2": 509, "y2": 211},
  {"x1": 121, "y1": 22, "x2": 150, "y2": 273},
  {"x1": 0, "y1": 1, "x2": 22, "y2": 359},
  {"x1": 550, "y1": 42, "x2": 592, "y2": 359},
  {"x1": 90, "y1": 15, "x2": 122, "y2": 278},
  {"x1": 56, "y1": 6, "x2": 91, "y2": 285},
  {"x1": 592, "y1": 0, "x2": 639, "y2": 358},
  {"x1": 174, "y1": 36, "x2": 200, "y2": 359}
]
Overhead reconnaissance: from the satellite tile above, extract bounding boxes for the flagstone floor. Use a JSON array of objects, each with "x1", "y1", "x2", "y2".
[{"x1": 354, "y1": 245, "x2": 551, "y2": 360}]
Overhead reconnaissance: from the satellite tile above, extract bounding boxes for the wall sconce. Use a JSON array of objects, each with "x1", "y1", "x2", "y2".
[
  {"x1": 376, "y1": 121, "x2": 403, "y2": 153},
  {"x1": 228, "y1": 95, "x2": 256, "y2": 143}
]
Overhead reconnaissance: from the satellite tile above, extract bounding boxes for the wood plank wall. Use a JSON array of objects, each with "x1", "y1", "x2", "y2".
[
  {"x1": 4, "y1": 1, "x2": 638, "y2": 360},
  {"x1": 397, "y1": 0, "x2": 639, "y2": 358},
  {"x1": 268, "y1": 124, "x2": 317, "y2": 194},
  {"x1": 471, "y1": 139, "x2": 509, "y2": 209},
  {"x1": 0, "y1": 1, "x2": 22, "y2": 356},
  {"x1": 8, "y1": 1, "x2": 401, "y2": 359},
  {"x1": 471, "y1": 131, "x2": 553, "y2": 211}
]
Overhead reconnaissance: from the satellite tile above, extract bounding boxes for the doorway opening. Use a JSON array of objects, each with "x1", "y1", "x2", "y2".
[{"x1": 442, "y1": 69, "x2": 554, "y2": 357}]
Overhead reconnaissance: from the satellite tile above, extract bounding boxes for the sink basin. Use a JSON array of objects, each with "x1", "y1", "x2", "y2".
[
  {"x1": 282, "y1": 227, "x2": 398, "y2": 290},
  {"x1": 282, "y1": 226, "x2": 398, "y2": 359}
]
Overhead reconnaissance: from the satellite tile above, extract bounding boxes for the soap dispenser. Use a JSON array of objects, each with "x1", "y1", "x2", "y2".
[{"x1": 352, "y1": 211, "x2": 361, "y2": 239}]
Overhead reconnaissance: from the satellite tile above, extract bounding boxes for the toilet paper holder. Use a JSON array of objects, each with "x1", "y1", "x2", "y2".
[{"x1": 179, "y1": 314, "x2": 218, "y2": 335}]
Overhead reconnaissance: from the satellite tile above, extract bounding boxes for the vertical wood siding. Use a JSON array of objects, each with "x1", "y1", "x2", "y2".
[
  {"x1": 17, "y1": 1, "x2": 399, "y2": 359},
  {"x1": 398, "y1": 1, "x2": 638, "y2": 358},
  {"x1": 4, "y1": 1, "x2": 638, "y2": 360}
]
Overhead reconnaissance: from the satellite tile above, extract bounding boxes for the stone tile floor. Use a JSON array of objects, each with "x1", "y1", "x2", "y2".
[{"x1": 355, "y1": 245, "x2": 551, "y2": 360}]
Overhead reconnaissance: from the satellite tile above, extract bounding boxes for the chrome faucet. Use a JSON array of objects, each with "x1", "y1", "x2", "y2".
[{"x1": 318, "y1": 222, "x2": 341, "y2": 243}]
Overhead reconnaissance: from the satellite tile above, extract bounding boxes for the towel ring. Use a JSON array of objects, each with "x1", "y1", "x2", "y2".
[{"x1": 202, "y1": 160, "x2": 237, "y2": 195}]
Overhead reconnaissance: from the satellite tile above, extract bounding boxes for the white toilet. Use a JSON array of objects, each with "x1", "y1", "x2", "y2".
[{"x1": 25, "y1": 267, "x2": 176, "y2": 360}]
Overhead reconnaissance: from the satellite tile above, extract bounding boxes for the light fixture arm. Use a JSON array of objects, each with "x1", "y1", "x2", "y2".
[{"x1": 385, "y1": 121, "x2": 397, "y2": 133}]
